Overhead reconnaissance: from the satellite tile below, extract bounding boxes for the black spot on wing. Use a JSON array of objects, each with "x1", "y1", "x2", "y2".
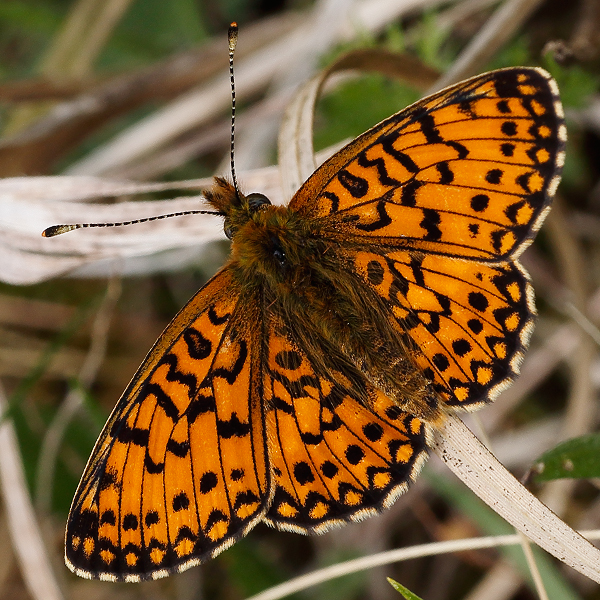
[
  {"x1": 363, "y1": 422, "x2": 384, "y2": 442},
  {"x1": 300, "y1": 431, "x2": 323, "y2": 445},
  {"x1": 357, "y1": 146, "x2": 402, "y2": 186},
  {"x1": 208, "y1": 305, "x2": 230, "y2": 326},
  {"x1": 345, "y1": 445, "x2": 365, "y2": 465},
  {"x1": 486, "y1": 169, "x2": 503, "y2": 184},
  {"x1": 321, "y1": 461, "x2": 338, "y2": 478},
  {"x1": 471, "y1": 194, "x2": 489, "y2": 212},
  {"x1": 145, "y1": 511, "x2": 160, "y2": 526},
  {"x1": 501, "y1": 121, "x2": 518, "y2": 136},
  {"x1": 145, "y1": 453, "x2": 165, "y2": 474},
  {"x1": 400, "y1": 180, "x2": 422, "y2": 207},
  {"x1": 468, "y1": 292, "x2": 489, "y2": 312},
  {"x1": 114, "y1": 422, "x2": 149, "y2": 446},
  {"x1": 501, "y1": 143, "x2": 515, "y2": 157},
  {"x1": 416, "y1": 111, "x2": 443, "y2": 144},
  {"x1": 187, "y1": 393, "x2": 217, "y2": 424},
  {"x1": 166, "y1": 438, "x2": 190, "y2": 458},
  {"x1": 338, "y1": 170, "x2": 369, "y2": 198},
  {"x1": 420, "y1": 209, "x2": 442, "y2": 240},
  {"x1": 199, "y1": 471, "x2": 218, "y2": 493},
  {"x1": 100, "y1": 510, "x2": 116, "y2": 525},
  {"x1": 217, "y1": 413, "x2": 250, "y2": 438},
  {"x1": 230, "y1": 468, "x2": 244, "y2": 481},
  {"x1": 172, "y1": 491, "x2": 190, "y2": 512},
  {"x1": 378, "y1": 130, "x2": 420, "y2": 173},
  {"x1": 294, "y1": 461, "x2": 314, "y2": 485},
  {"x1": 183, "y1": 328, "x2": 212, "y2": 360},
  {"x1": 436, "y1": 162, "x2": 454, "y2": 184},
  {"x1": 205, "y1": 509, "x2": 228, "y2": 532},
  {"x1": 123, "y1": 514, "x2": 139, "y2": 531},
  {"x1": 322, "y1": 191, "x2": 339, "y2": 213}
]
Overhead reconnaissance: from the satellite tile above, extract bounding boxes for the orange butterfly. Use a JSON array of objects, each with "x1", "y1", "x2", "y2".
[{"x1": 64, "y1": 65, "x2": 565, "y2": 581}]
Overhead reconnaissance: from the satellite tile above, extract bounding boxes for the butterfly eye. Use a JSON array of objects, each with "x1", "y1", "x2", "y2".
[
  {"x1": 246, "y1": 193, "x2": 271, "y2": 212},
  {"x1": 223, "y1": 218, "x2": 236, "y2": 240}
]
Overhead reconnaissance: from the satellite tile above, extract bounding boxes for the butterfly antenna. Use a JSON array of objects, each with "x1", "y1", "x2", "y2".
[
  {"x1": 43, "y1": 26, "x2": 241, "y2": 239},
  {"x1": 42, "y1": 209, "x2": 221, "y2": 238},
  {"x1": 228, "y1": 22, "x2": 241, "y2": 200}
]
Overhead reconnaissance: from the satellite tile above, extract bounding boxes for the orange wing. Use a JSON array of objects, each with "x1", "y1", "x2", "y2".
[
  {"x1": 290, "y1": 67, "x2": 565, "y2": 262},
  {"x1": 65, "y1": 66, "x2": 566, "y2": 579},
  {"x1": 350, "y1": 249, "x2": 534, "y2": 409},
  {"x1": 286, "y1": 67, "x2": 564, "y2": 411},
  {"x1": 262, "y1": 314, "x2": 429, "y2": 532},
  {"x1": 65, "y1": 269, "x2": 270, "y2": 581}
]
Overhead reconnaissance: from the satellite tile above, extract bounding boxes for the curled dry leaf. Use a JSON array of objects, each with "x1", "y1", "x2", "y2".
[{"x1": 0, "y1": 170, "x2": 284, "y2": 285}]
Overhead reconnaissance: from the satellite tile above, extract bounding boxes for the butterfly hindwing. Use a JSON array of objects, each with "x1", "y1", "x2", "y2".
[
  {"x1": 291, "y1": 67, "x2": 564, "y2": 261},
  {"x1": 262, "y1": 314, "x2": 429, "y2": 532},
  {"x1": 65, "y1": 269, "x2": 270, "y2": 581},
  {"x1": 350, "y1": 249, "x2": 534, "y2": 409}
]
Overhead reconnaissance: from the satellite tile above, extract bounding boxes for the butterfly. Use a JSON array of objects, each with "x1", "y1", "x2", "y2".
[{"x1": 65, "y1": 66, "x2": 565, "y2": 581}]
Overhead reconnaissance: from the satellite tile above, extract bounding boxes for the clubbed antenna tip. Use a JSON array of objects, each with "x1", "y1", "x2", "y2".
[
  {"x1": 228, "y1": 22, "x2": 238, "y2": 51},
  {"x1": 42, "y1": 224, "x2": 79, "y2": 237}
]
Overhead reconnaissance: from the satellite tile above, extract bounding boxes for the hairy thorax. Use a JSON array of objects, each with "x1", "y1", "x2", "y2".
[{"x1": 229, "y1": 203, "x2": 442, "y2": 423}]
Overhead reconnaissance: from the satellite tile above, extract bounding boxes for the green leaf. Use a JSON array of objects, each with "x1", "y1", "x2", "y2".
[
  {"x1": 387, "y1": 578, "x2": 424, "y2": 600},
  {"x1": 532, "y1": 434, "x2": 600, "y2": 482},
  {"x1": 543, "y1": 57, "x2": 600, "y2": 109},
  {"x1": 313, "y1": 73, "x2": 420, "y2": 152},
  {"x1": 219, "y1": 537, "x2": 286, "y2": 597},
  {"x1": 414, "y1": 10, "x2": 453, "y2": 70}
]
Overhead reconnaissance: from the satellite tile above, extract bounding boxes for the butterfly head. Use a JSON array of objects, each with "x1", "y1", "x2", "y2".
[
  {"x1": 204, "y1": 176, "x2": 320, "y2": 287},
  {"x1": 203, "y1": 176, "x2": 270, "y2": 238}
]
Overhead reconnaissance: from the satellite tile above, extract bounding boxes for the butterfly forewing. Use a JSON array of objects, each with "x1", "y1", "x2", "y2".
[
  {"x1": 291, "y1": 68, "x2": 564, "y2": 262},
  {"x1": 262, "y1": 314, "x2": 429, "y2": 532},
  {"x1": 66, "y1": 269, "x2": 270, "y2": 581}
]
